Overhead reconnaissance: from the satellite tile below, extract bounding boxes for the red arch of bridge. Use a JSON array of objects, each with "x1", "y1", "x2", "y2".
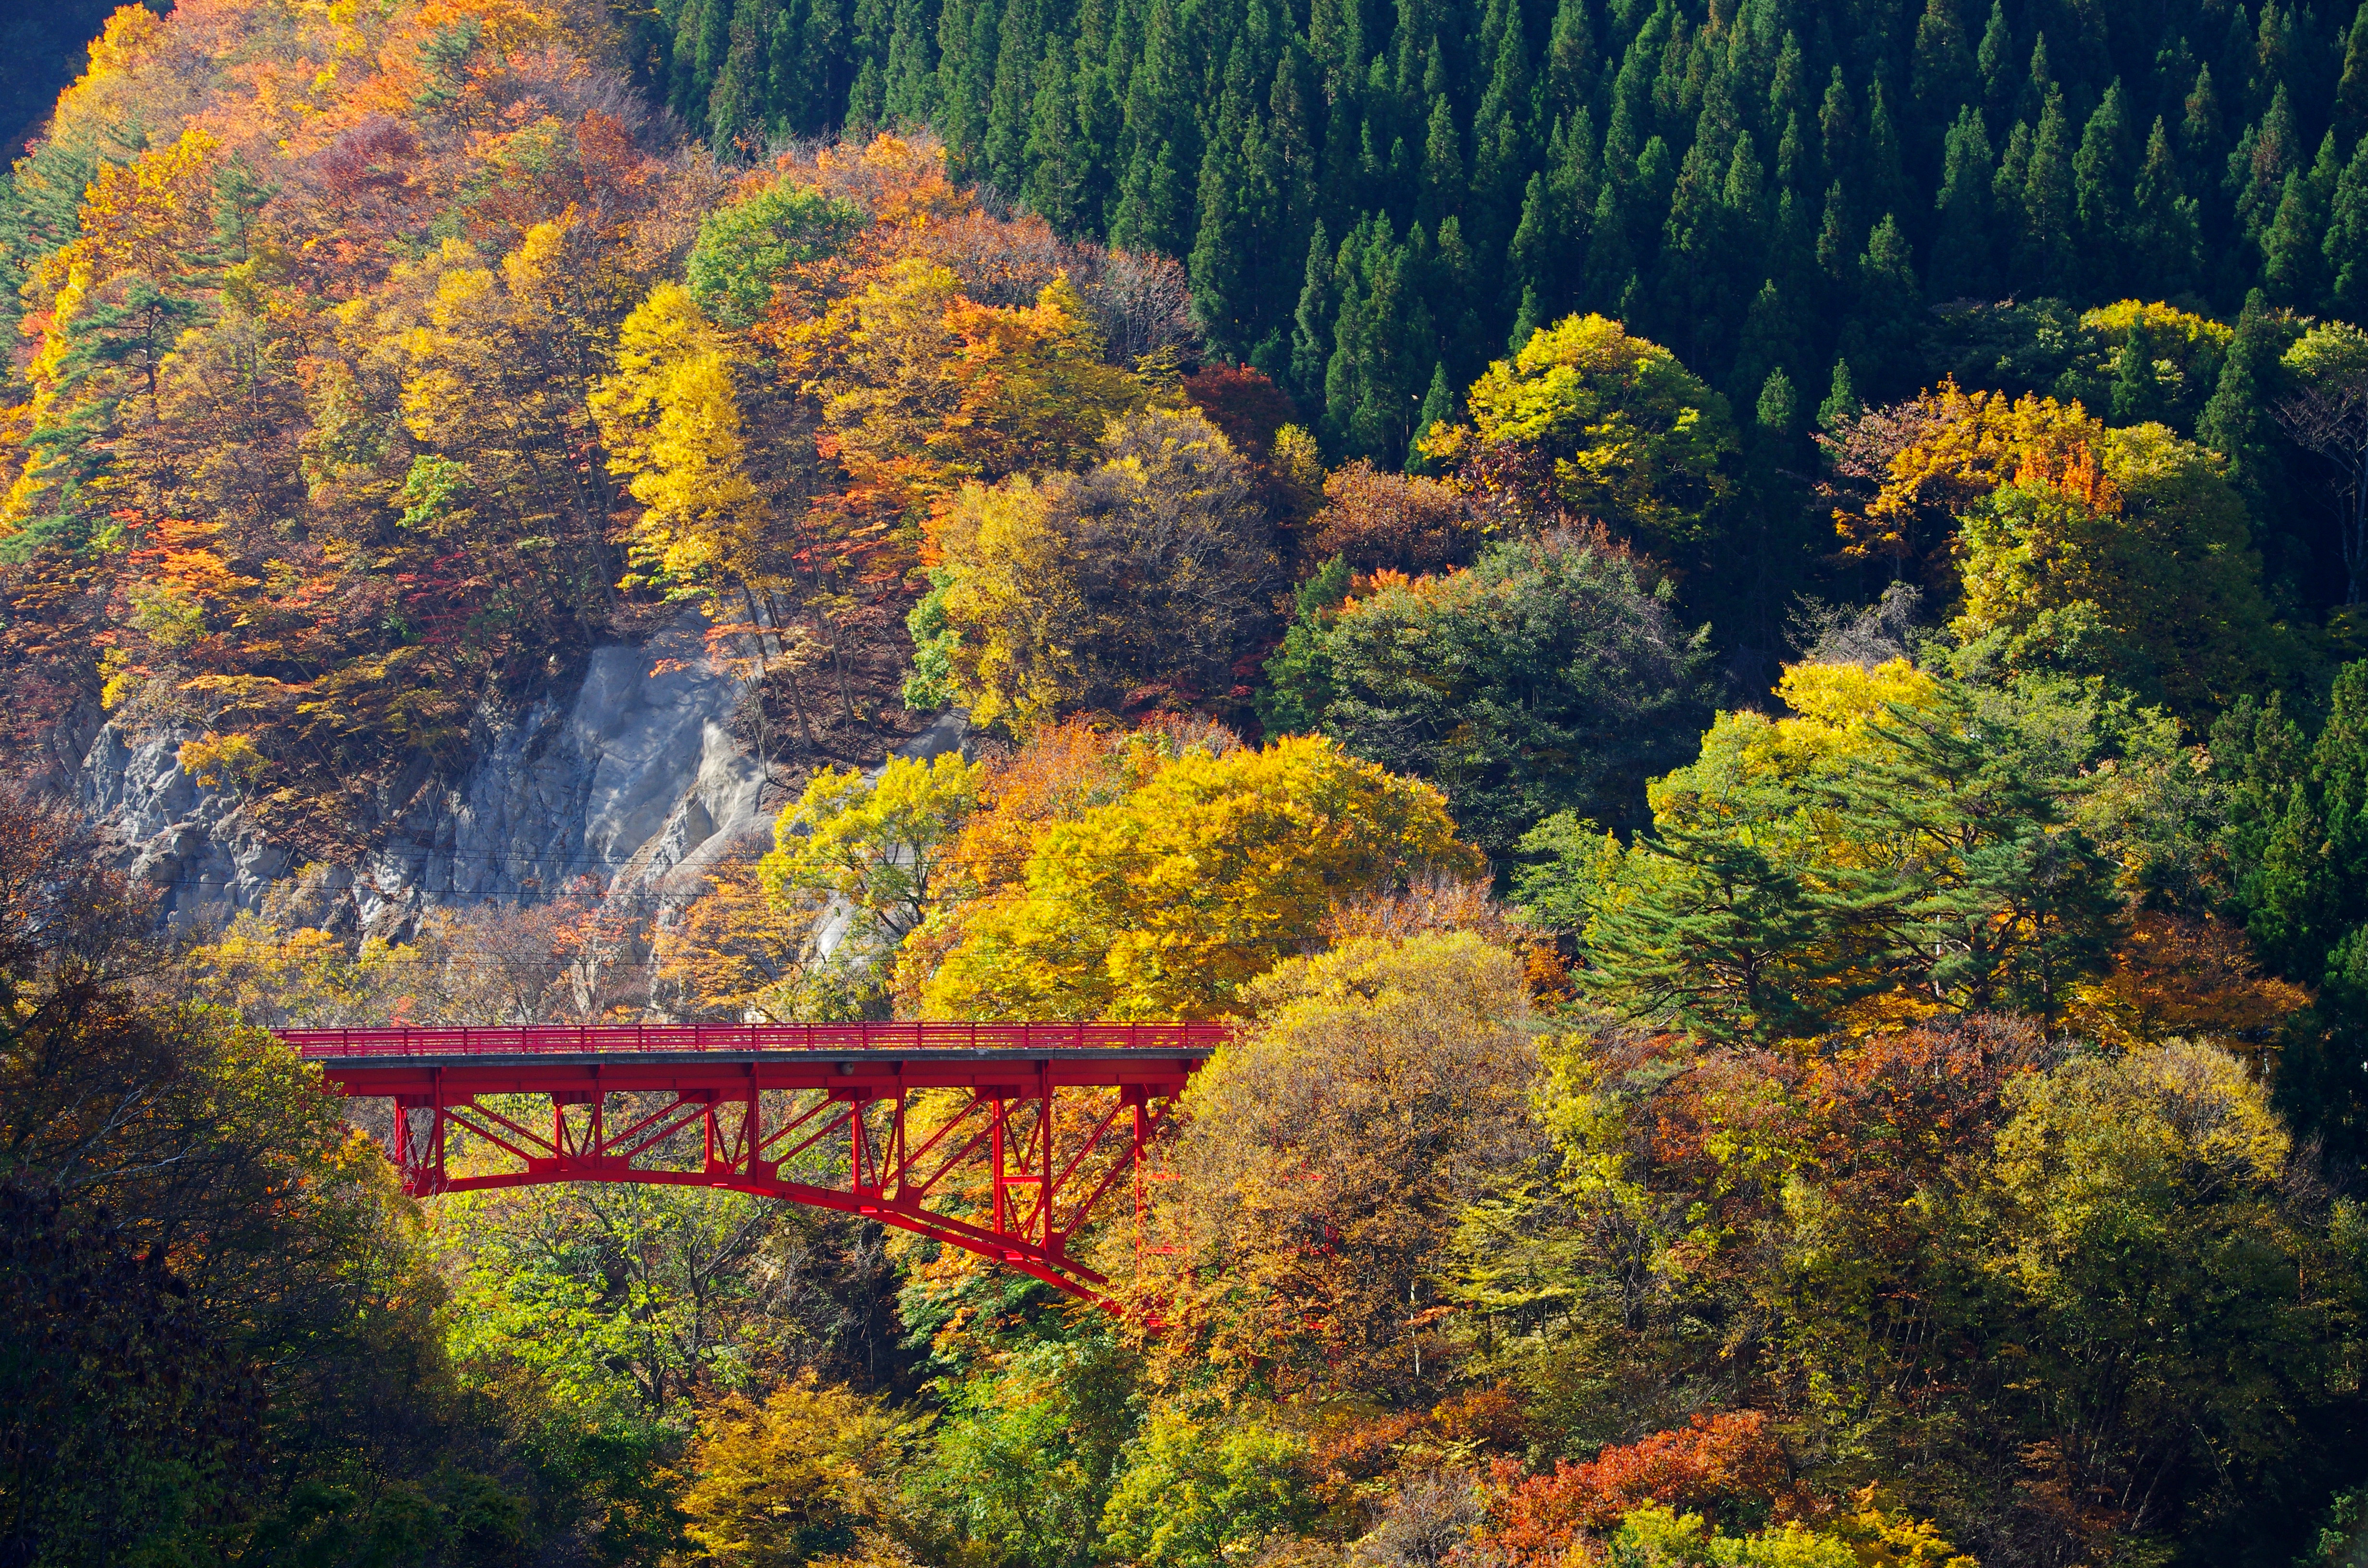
[{"x1": 285, "y1": 1022, "x2": 1224, "y2": 1300}]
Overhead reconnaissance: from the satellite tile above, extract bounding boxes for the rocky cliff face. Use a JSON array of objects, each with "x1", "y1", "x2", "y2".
[{"x1": 78, "y1": 614, "x2": 780, "y2": 936}]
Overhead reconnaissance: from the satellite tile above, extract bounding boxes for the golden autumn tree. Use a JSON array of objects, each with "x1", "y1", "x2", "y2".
[
  {"x1": 1111, "y1": 930, "x2": 1539, "y2": 1400},
  {"x1": 781, "y1": 256, "x2": 1145, "y2": 526},
  {"x1": 591, "y1": 280, "x2": 769, "y2": 598},
  {"x1": 912, "y1": 733, "x2": 1479, "y2": 1020},
  {"x1": 677, "y1": 1376, "x2": 923, "y2": 1568},
  {"x1": 927, "y1": 408, "x2": 1280, "y2": 733},
  {"x1": 652, "y1": 861, "x2": 825, "y2": 1023}
]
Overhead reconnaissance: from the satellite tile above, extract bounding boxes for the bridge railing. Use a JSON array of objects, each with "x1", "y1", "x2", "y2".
[{"x1": 280, "y1": 1021, "x2": 1233, "y2": 1057}]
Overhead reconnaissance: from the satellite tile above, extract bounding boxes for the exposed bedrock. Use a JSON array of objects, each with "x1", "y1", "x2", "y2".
[{"x1": 77, "y1": 613, "x2": 779, "y2": 937}]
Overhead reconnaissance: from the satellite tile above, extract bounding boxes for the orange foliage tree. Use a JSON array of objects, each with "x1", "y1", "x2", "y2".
[{"x1": 1480, "y1": 1412, "x2": 1796, "y2": 1567}]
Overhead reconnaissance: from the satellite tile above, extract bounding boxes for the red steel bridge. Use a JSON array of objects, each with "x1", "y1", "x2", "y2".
[{"x1": 285, "y1": 1022, "x2": 1223, "y2": 1300}]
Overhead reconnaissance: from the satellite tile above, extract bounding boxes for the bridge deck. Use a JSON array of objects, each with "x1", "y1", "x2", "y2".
[
  {"x1": 284, "y1": 1021, "x2": 1228, "y2": 1058},
  {"x1": 285, "y1": 1023, "x2": 1227, "y2": 1096}
]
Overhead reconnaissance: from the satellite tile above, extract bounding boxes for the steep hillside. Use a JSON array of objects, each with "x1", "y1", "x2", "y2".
[{"x1": 0, "y1": 1, "x2": 1207, "y2": 932}]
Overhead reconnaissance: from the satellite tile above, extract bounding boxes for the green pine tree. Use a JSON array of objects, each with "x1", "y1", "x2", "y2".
[
  {"x1": 1841, "y1": 215, "x2": 1923, "y2": 396},
  {"x1": 1022, "y1": 38, "x2": 1088, "y2": 231},
  {"x1": 2342, "y1": 0, "x2": 2368, "y2": 145},
  {"x1": 2016, "y1": 86, "x2": 2078, "y2": 293},
  {"x1": 2198, "y1": 288, "x2": 2285, "y2": 509},
  {"x1": 934, "y1": 0, "x2": 996, "y2": 172},
  {"x1": 2128, "y1": 115, "x2": 2202, "y2": 297},
  {"x1": 2018, "y1": 30, "x2": 2052, "y2": 124},
  {"x1": 1409, "y1": 359, "x2": 1456, "y2": 471},
  {"x1": 1584, "y1": 178, "x2": 1633, "y2": 306},
  {"x1": 882, "y1": 0, "x2": 939, "y2": 124},
  {"x1": 2235, "y1": 84, "x2": 2299, "y2": 249},
  {"x1": 1545, "y1": 109, "x2": 1601, "y2": 296},
  {"x1": 1289, "y1": 219, "x2": 1337, "y2": 411},
  {"x1": 2071, "y1": 79, "x2": 2135, "y2": 266},
  {"x1": 1815, "y1": 180, "x2": 1853, "y2": 280},
  {"x1": 2261, "y1": 130, "x2": 2339, "y2": 306},
  {"x1": 2183, "y1": 61, "x2": 2221, "y2": 158},
  {"x1": 1756, "y1": 365, "x2": 1799, "y2": 432},
  {"x1": 1818, "y1": 356, "x2": 1859, "y2": 429},
  {"x1": 1819, "y1": 65, "x2": 1857, "y2": 176},
  {"x1": 1432, "y1": 215, "x2": 1486, "y2": 380},
  {"x1": 1576, "y1": 817, "x2": 1838, "y2": 1041},
  {"x1": 2326, "y1": 134, "x2": 2368, "y2": 316},
  {"x1": 1830, "y1": 700, "x2": 2120, "y2": 1026},
  {"x1": 1729, "y1": 280, "x2": 1800, "y2": 410},
  {"x1": 706, "y1": 2, "x2": 772, "y2": 153},
  {"x1": 1911, "y1": 0, "x2": 1976, "y2": 132},
  {"x1": 1776, "y1": 107, "x2": 1810, "y2": 191},
  {"x1": 1107, "y1": 0, "x2": 1196, "y2": 253},
  {"x1": 1187, "y1": 99, "x2": 1250, "y2": 353},
  {"x1": 1932, "y1": 104, "x2": 1995, "y2": 297},
  {"x1": 1865, "y1": 79, "x2": 1909, "y2": 221},
  {"x1": 981, "y1": 0, "x2": 1041, "y2": 193},
  {"x1": 1421, "y1": 92, "x2": 1463, "y2": 226},
  {"x1": 1507, "y1": 171, "x2": 1550, "y2": 314},
  {"x1": 1545, "y1": 0, "x2": 1596, "y2": 118},
  {"x1": 1257, "y1": 44, "x2": 1316, "y2": 317},
  {"x1": 1505, "y1": 283, "x2": 1541, "y2": 357}
]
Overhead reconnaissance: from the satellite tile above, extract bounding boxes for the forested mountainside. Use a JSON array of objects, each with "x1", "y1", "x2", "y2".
[
  {"x1": 12, "y1": 0, "x2": 2368, "y2": 1567},
  {"x1": 630, "y1": 0, "x2": 2368, "y2": 551}
]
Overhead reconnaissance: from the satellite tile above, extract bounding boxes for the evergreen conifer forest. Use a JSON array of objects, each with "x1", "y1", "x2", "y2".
[{"x1": 12, "y1": 0, "x2": 2368, "y2": 1565}]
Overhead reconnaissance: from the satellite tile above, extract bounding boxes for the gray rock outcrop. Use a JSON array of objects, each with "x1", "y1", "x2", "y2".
[{"x1": 77, "y1": 612, "x2": 779, "y2": 936}]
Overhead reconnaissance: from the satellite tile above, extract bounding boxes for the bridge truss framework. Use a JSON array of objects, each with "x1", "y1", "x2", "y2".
[{"x1": 286, "y1": 1023, "x2": 1223, "y2": 1299}]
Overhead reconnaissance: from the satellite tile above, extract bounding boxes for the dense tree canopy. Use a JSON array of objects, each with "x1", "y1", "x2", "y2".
[
  {"x1": 1264, "y1": 526, "x2": 1714, "y2": 853},
  {"x1": 596, "y1": 0, "x2": 2368, "y2": 611}
]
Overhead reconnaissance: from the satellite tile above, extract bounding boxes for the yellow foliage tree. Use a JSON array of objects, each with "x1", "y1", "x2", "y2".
[
  {"x1": 1825, "y1": 381, "x2": 2289, "y2": 713},
  {"x1": 1830, "y1": 381, "x2": 2101, "y2": 567},
  {"x1": 913, "y1": 734, "x2": 1479, "y2": 1020},
  {"x1": 591, "y1": 280, "x2": 767, "y2": 596},
  {"x1": 1114, "y1": 930, "x2": 1538, "y2": 1399},
  {"x1": 930, "y1": 408, "x2": 1279, "y2": 733},
  {"x1": 653, "y1": 860, "x2": 825, "y2": 1022},
  {"x1": 758, "y1": 751, "x2": 985, "y2": 966},
  {"x1": 678, "y1": 1374, "x2": 925, "y2": 1568},
  {"x1": 1425, "y1": 313, "x2": 1739, "y2": 554},
  {"x1": 1949, "y1": 422, "x2": 2289, "y2": 713},
  {"x1": 888, "y1": 718, "x2": 1231, "y2": 1011}
]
